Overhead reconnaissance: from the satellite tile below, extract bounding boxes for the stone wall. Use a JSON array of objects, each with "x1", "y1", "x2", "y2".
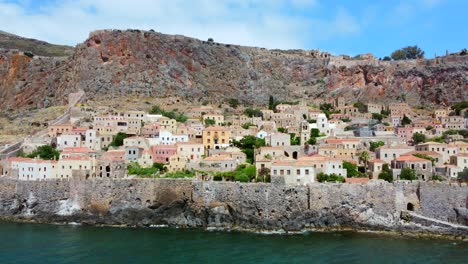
[{"x1": 0, "y1": 178, "x2": 466, "y2": 236}]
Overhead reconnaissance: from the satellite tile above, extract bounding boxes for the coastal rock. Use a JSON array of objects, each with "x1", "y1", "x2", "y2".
[{"x1": 0, "y1": 178, "x2": 466, "y2": 237}]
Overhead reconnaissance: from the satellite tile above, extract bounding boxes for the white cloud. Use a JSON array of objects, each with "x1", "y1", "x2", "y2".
[{"x1": 0, "y1": 0, "x2": 362, "y2": 49}]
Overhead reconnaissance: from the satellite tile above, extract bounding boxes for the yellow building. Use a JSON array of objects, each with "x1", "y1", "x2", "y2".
[{"x1": 202, "y1": 126, "x2": 231, "y2": 151}]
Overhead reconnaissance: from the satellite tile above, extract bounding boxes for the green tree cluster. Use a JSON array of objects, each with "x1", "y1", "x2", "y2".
[
  {"x1": 228, "y1": 98, "x2": 239, "y2": 108},
  {"x1": 149, "y1": 105, "x2": 188, "y2": 122},
  {"x1": 214, "y1": 164, "x2": 257, "y2": 183},
  {"x1": 18, "y1": 145, "x2": 60, "y2": 160},
  {"x1": 128, "y1": 162, "x2": 166, "y2": 177},
  {"x1": 244, "y1": 107, "x2": 263, "y2": 118},
  {"x1": 391, "y1": 46, "x2": 425, "y2": 60},
  {"x1": 412, "y1": 132, "x2": 426, "y2": 144},
  {"x1": 353, "y1": 102, "x2": 367, "y2": 113},
  {"x1": 164, "y1": 170, "x2": 194, "y2": 179},
  {"x1": 458, "y1": 168, "x2": 468, "y2": 183},
  {"x1": 317, "y1": 172, "x2": 345, "y2": 183},
  {"x1": 204, "y1": 118, "x2": 216, "y2": 126},
  {"x1": 290, "y1": 133, "x2": 300, "y2": 145},
  {"x1": 343, "y1": 161, "x2": 365, "y2": 178},
  {"x1": 401, "y1": 115, "x2": 412, "y2": 126},
  {"x1": 369, "y1": 141, "x2": 385, "y2": 152},
  {"x1": 400, "y1": 168, "x2": 417, "y2": 181},
  {"x1": 232, "y1": 136, "x2": 265, "y2": 164},
  {"x1": 378, "y1": 164, "x2": 393, "y2": 182}
]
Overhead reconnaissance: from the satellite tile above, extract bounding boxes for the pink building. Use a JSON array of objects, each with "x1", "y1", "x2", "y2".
[
  {"x1": 150, "y1": 145, "x2": 177, "y2": 163},
  {"x1": 140, "y1": 123, "x2": 161, "y2": 138}
]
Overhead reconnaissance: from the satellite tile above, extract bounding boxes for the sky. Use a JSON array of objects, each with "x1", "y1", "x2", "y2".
[{"x1": 0, "y1": 0, "x2": 466, "y2": 58}]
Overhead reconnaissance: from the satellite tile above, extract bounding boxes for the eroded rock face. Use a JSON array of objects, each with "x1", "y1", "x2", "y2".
[
  {"x1": 0, "y1": 178, "x2": 466, "y2": 237},
  {"x1": 0, "y1": 30, "x2": 467, "y2": 112}
]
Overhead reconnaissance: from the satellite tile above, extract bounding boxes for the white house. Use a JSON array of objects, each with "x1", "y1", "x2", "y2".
[
  {"x1": 159, "y1": 130, "x2": 189, "y2": 145},
  {"x1": 256, "y1": 130, "x2": 268, "y2": 139}
]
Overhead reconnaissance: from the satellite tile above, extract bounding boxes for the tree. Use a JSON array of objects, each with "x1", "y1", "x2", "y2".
[
  {"x1": 244, "y1": 107, "x2": 263, "y2": 118},
  {"x1": 268, "y1": 95, "x2": 275, "y2": 110},
  {"x1": 27, "y1": 145, "x2": 60, "y2": 160},
  {"x1": 378, "y1": 171, "x2": 393, "y2": 182},
  {"x1": 310, "y1": 128, "x2": 320, "y2": 138},
  {"x1": 317, "y1": 172, "x2": 345, "y2": 183},
  {"x1": 401, "y1": 115, "x2": 412, "y2": 125},
  {"x1": 372, "y1": 113, "x2": 383, "y2": 122},
  {"x1": 228, "y1": 98, "x2": 239, "y2": 108},
  {"x1": 109, "y1": 132, "x2": 128, "y2": 148},
  {"x1": 382, "y1": 56, "x2": 392, "y2": 61},
  {"x1": 458, "y1": 168, "x2": 468, "y2": 183},
  {"x1": 353, "y1": 102, "x2": 367, "y2": 113},
  {"x1": 204, "y1": 118, "x2": 216, "y2": 126},
  {"x1": 425, "y1": 125, "x2": 433, "y2": 131},
  {"x1": 369, "y1": 141, "x2": 385, "y2": 152},
  {"x1": 359, "y1": 151, "x2": 370, "y2": 173},
  {"x1": 343, "y1": 161, "x2": 360, "y2": 177},
  {"x1": 412, "y1": 132, "x2": 426, "y2": 144},
  {"x1": 391, "y1": 46, "x2": 425, "y2": 60},
  {"x1": 307, "y1": 137, "x2": 316, "y2": 145},
  {"x1": 257, "y1": 167, "x2": 271, "y2": 182},
  {"x1": 277, "y1": 127, "x2": 287, "y2": 133},
  {"x1": 290, "y1": 133, "x2": 300, "y2": 145},
  {"x1": 400, "y1": 168, "x2": 417, "y2": 180}
]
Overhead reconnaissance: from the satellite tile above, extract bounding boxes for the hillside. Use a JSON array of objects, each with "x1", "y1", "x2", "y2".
[
  {"x1": 0, "y1": 29, "x2": 466, "y2": 113},
  {"x1": 0, "y1": 30, "x2": 73, "y2": 57}
]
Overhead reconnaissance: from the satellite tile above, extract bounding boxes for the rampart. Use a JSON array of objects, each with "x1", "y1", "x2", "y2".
[{"x1": 0, "y1": 178, "x2": 466, "y2": 237}]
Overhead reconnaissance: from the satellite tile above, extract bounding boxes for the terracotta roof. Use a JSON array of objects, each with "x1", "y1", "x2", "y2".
[
  {"x1": 368, "y1": 159, "x2": 385, "y2": 163},
  {"x1": 204, "y1": 155, "x2": 233, "y2": 161},
  {"x1": 204, "y1": 126, "x2": 229, "y2": 132},
  {"x1": 326, "y1": 138, "x2": 360, "y2": 144},
  {"x1": 395, "y1": 155, "x2": 428, "y2": 162},
  {"x1": 62, "y1": 147, "x2": 95, "y2": 153},
  {"x1": 6, "y1": 157, "x2": 33, "y2": 162},
  {"x1": 401, "y1": 151, "x2": 441, "y2": 157},
  {"x1": 61, "y1": 156, "x2": 93, "y2": 161}
]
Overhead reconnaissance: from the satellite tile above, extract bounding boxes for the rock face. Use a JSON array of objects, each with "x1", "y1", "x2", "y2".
[
  {"x1": 0, "y1": 29, "x2": 467, "y2": 111},
  {"x1": 0, "y1": 178, "x2": 466, "y2": 237}
]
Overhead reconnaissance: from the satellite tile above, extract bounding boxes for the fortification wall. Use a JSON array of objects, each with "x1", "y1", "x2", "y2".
[{"x1": 0, "y1": 178, "x2": 466, "y2": 236}]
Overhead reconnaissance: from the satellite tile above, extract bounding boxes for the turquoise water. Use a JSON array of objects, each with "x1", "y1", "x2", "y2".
[{"x1": 0, "y1": 222, "x2": 467, "y2": 264}]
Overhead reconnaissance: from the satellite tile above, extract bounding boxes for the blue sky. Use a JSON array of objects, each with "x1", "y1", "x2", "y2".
[{"x1": 1, "y1": 0, "x2": 466, "y2": 58}]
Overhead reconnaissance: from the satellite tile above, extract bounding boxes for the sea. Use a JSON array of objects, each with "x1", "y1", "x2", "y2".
[{"x1": 0, "y1": 222, "x2": 466, "y2": 263}]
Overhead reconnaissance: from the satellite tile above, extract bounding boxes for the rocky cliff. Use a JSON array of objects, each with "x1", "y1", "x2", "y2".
[
  {"x1": 0, "y1": 29, "x2": 467, "y2": 111},
  {"x1": 0, "y1": 178, "x2": 466, "y2": 238}
]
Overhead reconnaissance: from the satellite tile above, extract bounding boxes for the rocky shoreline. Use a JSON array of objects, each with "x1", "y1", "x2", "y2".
[{"x1": 0, "y1": 178, "x2": 466, "y2": 240}]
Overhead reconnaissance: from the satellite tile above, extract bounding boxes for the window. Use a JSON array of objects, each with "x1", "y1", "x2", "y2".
[
  {"x1": 305, "y1": 169, "x2": 309, "y2": 175},
  {"x1": 296, "y1": 169, "x2": 300, "y2": 175},
  {"x1": 287, "y1": 170, "x2": 291, "y2": 175}
]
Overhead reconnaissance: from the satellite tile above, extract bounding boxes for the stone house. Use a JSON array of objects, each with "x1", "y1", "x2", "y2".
[
  {"x1": 415, "y1": 142, "x2": 452, "y2": 163},
  {"x1": 297, "y1": 155, "x2": 347, "y2": 177},
  {"x1": 450, "y1": 153, "x2": 468, "y2": 169},
  {"x1": 159, "y1": 117, "x2": 177, "y2": 133},
  {"x1": 57, "y1": 134, "x2": 83, "y2": 150},
  {"x1": 197, "y1": 154, "x2": 240, "y2": 172},
  {"x1": 391, "y1": 155, "x2": 433, "y2": 181},
  {"x1": 124, "y1": 146, "x2": 143, "y2": 163},
  {"x1": 60, "y1": 147, "x2": 97, "y2": 159},
  {"x1": 265, "y1": 133, "x2": 290, "y2": 147},
  {"x1": 137, "y1": 150, "x2": 153, "y2": 168},
  {"x1": 48, "y1": 124, "x2": 74, "y2": 137},
  {"x1": 97, "y1": 155, "x2": 126, "y2": 179},
  {"x1": 140, "y1": 123, "x2": 161, "y2": 138},
  {"x1": 271, "y1": 159, "x2": 316, "y2": 186},
  {"x1": 367, "y1": 103, "x2": 384, "y2": 114},
  {"x1": 434, "y1": 108, "x2": 449, "y2": 118},
  {"x1": 123, "y1": 136, "x2": 150, "y2": 150},
  {"x1": 368, "y1": 159, "x2": 386, "y2": 179},
  {"x1": 56, "y1": 156, "x2": 97, "y2": 179},
  {"x1": 203, "y1": 114, "x2": 225, "y2": 126},
  {"x1": 375, "y1": 145, "x2": 415, "y2": 164}
]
